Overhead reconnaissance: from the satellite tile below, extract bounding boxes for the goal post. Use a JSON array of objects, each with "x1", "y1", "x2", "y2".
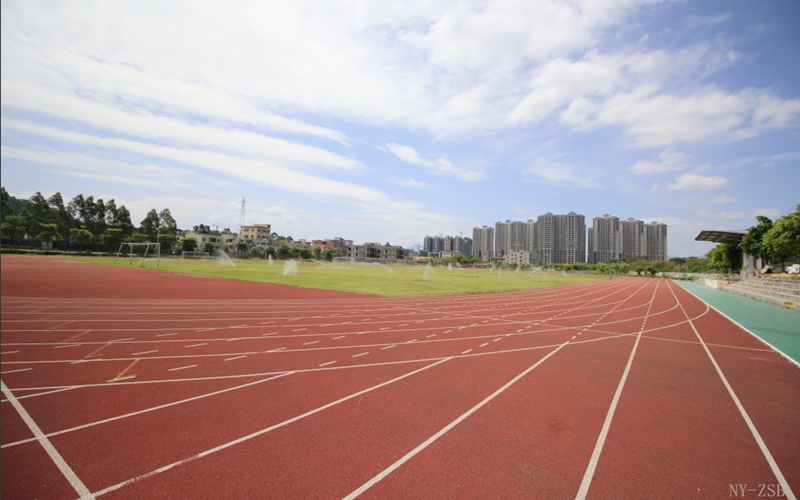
[
  {"x1": 181, "y1": 251, "x2": 210, "y2": 260},
  {"x1": 115, "y1": 242, "x2": 160, "y2": 268}
]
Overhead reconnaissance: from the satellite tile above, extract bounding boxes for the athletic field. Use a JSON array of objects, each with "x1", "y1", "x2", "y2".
[{"x1": 1, "y1": 255, "x2": 798, "y2": 499}]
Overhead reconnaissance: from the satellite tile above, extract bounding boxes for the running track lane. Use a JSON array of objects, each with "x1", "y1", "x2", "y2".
[{"x1": 1, "y1": 255, "x2": 799, "y2": 499}]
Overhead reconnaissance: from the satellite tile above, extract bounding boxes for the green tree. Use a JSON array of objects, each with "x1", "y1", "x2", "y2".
[
  {"x1": 139, "y1": 209, "x2": 161, "y2": 240},
  {"x1": 706, "y1": 243, "x2": 741, "y2": 274},
  {"x1": 129, "y1": 233, "x2": 151, "y2": 243},
  {"x1": 312, "y1": 247, "x2": 322, "y2": 259},
  {"x1": 158, "y1": 233, "x2": 177, "y2": 253},
  {"x1": 763, "y1": 205, "x2": 800, "y2": 271},
  {"x1": 1, "y1": 187, "x2": 13, "y2": 223},
  {"x1": 277, "y1": 245, "x2": 291, "y2": 259},
  {"x1": 47, "y1": 192, "x2": 74, "y2": 250},
  {"x1": 249, "y1": 246, "x2": 264, "y2": 259},
  {"x1": 740, "y1": 216, "x2": 773, "y2": 265},
  {"x1": 193, "y1": 224, "x2": 212, "y2": 234},
  {"x1": 299, "y1": 247, "x2": 312, "y2": 259},
  {"x1": 201, "y1": 242, "x2": 216, "y2": 254},
  {"x1": 21, "y1": 192, "x2": 54, "y2": 237},
  {"x1": 236, "y1": 240, "x2": 249, "y2": 257},
  {"x1": 107, "y1": 202, "x2": 135, "y2": 236},
  {"x1": 265, "y1": 246, "x2": 277, "y2": 258},
  {"x1": 101, "y1": 228, "x2": 125, "y2": 251},
  {"x1": 1, "y1": 215, "x2": 28, "y2": 247},
  {"x1": 181, "y1": 237, "x2": 198, "y2": 252},
  {"x1": 70, "y1": 226, "x2": 94, "y2": 253},
  {"x1": 158, "y1": 208, "x2": 177, "y2": 237},
  {"x1": 36, "y1": 223, "x2": 60, "y2": 251}
]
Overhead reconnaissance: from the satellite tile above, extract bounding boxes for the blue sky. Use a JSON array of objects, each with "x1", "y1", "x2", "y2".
[{"x1": 1, "y1": 0, "x2": 798, "y2": 257}]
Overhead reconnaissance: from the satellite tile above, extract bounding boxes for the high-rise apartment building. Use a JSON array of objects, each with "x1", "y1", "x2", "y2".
[
  {"x1": 553, "y1": 212, "x2": 586, "y2": 264},
  {"x1": 645, "y1": 221, "x2": 668, "y2": 261},
  {"x1": 472, "y1": 226, "x2": 494, "y2": 260},
  {"x1": 588, "y1": 215, "x2": 667, "y2": 263},
  {"x1": 589, "y1": 214, "x2": 622, "y2": 264},
  {"x1": 620, "y1": 218, "x2": 646, "y2": 261}
]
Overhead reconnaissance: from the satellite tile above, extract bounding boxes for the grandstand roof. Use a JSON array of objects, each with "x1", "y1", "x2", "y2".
[{"x1": 695, "y1": 230, "x2": 746, "y2": 245}]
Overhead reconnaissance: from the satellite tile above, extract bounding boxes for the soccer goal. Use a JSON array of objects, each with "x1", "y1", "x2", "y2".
[
  {"x1": 115, "y1": 242, "x2": 160, "y2": 268},
  {"x1": 181, "y1": 251, "x2": 210, "y2": 260}
]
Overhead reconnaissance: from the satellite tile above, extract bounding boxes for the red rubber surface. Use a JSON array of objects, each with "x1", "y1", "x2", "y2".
[{"x1": 2, "y1": 255, "x2": 799, "y2": 499}]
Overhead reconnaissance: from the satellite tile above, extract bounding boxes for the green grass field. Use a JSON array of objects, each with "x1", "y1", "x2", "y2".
[{"x1": 79, "y1": 256, "x2": 609, "y2": 296}]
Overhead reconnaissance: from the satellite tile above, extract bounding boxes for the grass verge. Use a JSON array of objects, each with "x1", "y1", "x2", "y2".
[{"x1": 71, "y1": 256, "x2": 609, "y2": 296}]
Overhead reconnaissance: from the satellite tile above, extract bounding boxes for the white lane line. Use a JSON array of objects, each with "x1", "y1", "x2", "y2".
[
  {"x1": 303, "y1": 341, "x2": 319, "y2": 345},
  {"x1": 399, "y1": 324, "x2": 408, "y2": 327},
  {"x1": 112, "y1": 338, "x2": 134, "y2": 342},
  {"x1": 261, "y1": 321, "x2": 274, "y2": 324},
  {"x1": 571, "y1": 336, "x2": 577, "y2": 340},
  {"x1": 293, "y1": 328, "x2": 306, "y2": 332},
  {"x1": 168, "y1": 365, "x2": 197, "y2": 372},
  {"x1": 406, "y1": 339, "x2": 417, "y2": 344},
  {"x1": 185, "y1": 343, "x2": 207, "y2": 348},
  {"x1": 667, "y1": 281, "x2": 798, "y2": 500},
  {"x1": 91, "y1": 359, "x2": 450, "y2": 498},
  {"x1": 232, "y1": 324, "x2": 247, "y2": 328},
  {"x1": 333, "y1": 336, "x2": 346, "y2": 339},
  {"x1": 2, "y1": 373, "x2": 293, "y2": 450},
  {"x1": 380, "y1": 327, "x2": 390, "y2": 331},
  {"x1": 0, "y1": 380, "x2": 95, "y2": 499},
  {"x1": 226, "y1": 338, "x2": 240, "y2": 342},
  {"x1": 493, "y1": 338, "x2": 501, "y2": 342},
  {"x1": 1, "y1": 368, "x2": 33, "y2": 375},
  {"x1": 382, "y1": 345, "x2": 395, "y2": 350},
  {"x1": 576, "y1": 281, "x2": 659, "y2": 500},
  {"x1": 262, "y1": 332, "x2": 278, "y2": 336},
  {"x1": 319, "y1": 361, "x2": 336, "y2": 367},
  {"x1": 197, "y1": 328, "x2": 215, "y2": 332},
  {"x1": 131, "y1": 350, "x2": 158, "y2": 356},
  {"x1": 443, "y1": 330, "x2": 452, "y2": 334},
  {"x1": 156, "y1": 333, "x2": 178, "y2": 337},
  {"x1": 461, "y1": 349, "x2": 472, "y2": 354},
  {"x1": 55, "y1": 344, "x2": 80, "y2": 349},
  {"x1": 224, "y1": 355, "x2": 247, "y2": 362},
  {"x1": 427, "y1": 334, "x2": 436, "y2": 338},
  {"x1": 352, "y1": 352, "x2": 369, "y2": 358},
  {"x1": 2, "y1": 350, "x2": 20, "y2": 354},
  {"x1": 479, "y1": 343, "x2": 488, "y2": 347},
  {"x1": 343, "y1": 342, "x2": 568, "y2": 499},
  {"x1": 267, "y1": 347, "x2": 287, "y2": 352}
]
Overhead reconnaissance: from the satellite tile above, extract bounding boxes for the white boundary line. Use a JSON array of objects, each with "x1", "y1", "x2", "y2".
[
  {"x1": 674, "y1": 281, "x2": 800, "y2": 369},
  {"x1": 91, "y1": 358, "x2": 451, "y2": 497},
  {"x1": 668, "y1": 281, "x2": 797, "y2": 500},
  {"x1": 0, "y1": 380, "x2": 95, "y2": 499},
  {"x1": 2, "y1": 372, "x2": 293, "y2": 450},
  {"x1": 575, "y1": 279, "x2": 660, "y2": 500},
  {"x1": 343, "y1": 341, "x2": 569, "y2": 499}
]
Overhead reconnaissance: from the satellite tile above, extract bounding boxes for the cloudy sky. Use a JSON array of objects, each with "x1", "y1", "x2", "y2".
[{"x1": 2, "y1": 0, "x2": 799, "y2": 257}]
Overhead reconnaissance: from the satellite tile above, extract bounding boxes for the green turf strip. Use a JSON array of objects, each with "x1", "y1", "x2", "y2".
[
  {"x1": 675, "y1": 280, "x2": 800, "y2": 365},
  {"x1": 67, "y1": 256, "x2": 608, "y2": 296}
]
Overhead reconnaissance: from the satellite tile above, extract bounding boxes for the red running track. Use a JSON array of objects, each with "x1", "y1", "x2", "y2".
[{"x1": 1, "y1": 255, "x2": 798, "y2": 499}]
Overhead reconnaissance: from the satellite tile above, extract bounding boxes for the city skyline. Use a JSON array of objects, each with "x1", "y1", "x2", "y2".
[{"x1": 2, "y1": 1, "x2": 798, "y2": 258}]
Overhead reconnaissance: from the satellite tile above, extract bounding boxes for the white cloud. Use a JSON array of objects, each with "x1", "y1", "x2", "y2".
[
  {"x1": 712, "y1": 194, "x2": 738, "y2": 203},
  {"x1": 386, "y1": 143, "x2": 486, "y2": 181},
  {"x1": 561, "y1": 86, "x2": 800, "y2": 147},
  {"x1": 750, "y1": 208, "x2": 785, "y2": 220},
  {"x1": 386, "y1": 177, "x2": 430, "y2": 188},
  {"x1": 525, "y1": 160, "x2": 600, "y2": 188},
  {"x1": 697, "y1": 210, "x2": 746, "y2": 220},
  {"x1": 628, "y1": 150, "x2": 692, "y2": 175},
  {"x1": 666, "y1": 173, "x2": 728, "y2": 191}
]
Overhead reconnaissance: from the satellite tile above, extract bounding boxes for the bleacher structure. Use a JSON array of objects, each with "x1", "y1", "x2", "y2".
[{"x1": 723, "y1": 276, "x2": 800, "y2": 311}]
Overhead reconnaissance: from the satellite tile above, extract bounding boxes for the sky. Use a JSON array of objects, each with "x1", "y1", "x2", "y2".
[{"x1": 1, "y1": 0, "x2": 799, "y2": 258}]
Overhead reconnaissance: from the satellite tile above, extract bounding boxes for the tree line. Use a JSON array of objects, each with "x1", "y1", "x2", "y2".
[
  {"x1": 706, "y1": 205, "x2": 800, "y2": 273},
  {"x1": 1, "y1": 187, "x2": 177, "y2": 252}
]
